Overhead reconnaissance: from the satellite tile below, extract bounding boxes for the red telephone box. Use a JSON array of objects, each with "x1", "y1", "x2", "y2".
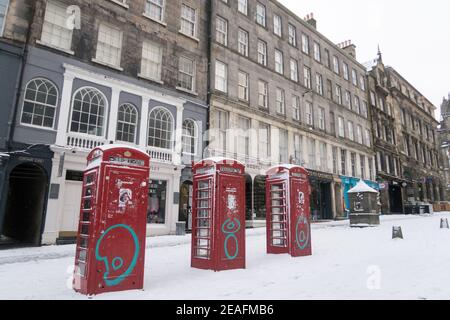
[
  {"x1": 266, "y1": 165, "x2": 312, "y2": 257},
  {"x1": 72, "y1": 145, "x2": 150, "y2": 295},
  {"x1": 191, "y1": 158, "x2": 246, "y2": 271}
]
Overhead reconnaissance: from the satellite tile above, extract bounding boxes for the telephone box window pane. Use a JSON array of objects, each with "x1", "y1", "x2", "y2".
[
  {"x1": 78, "y1": 249, "x2": 87, "y2": 262},
  {"x1": 82, "y1": 212, "x2": 90, "y2": 222},
  {"x1": 147, "y1": 180, "x2": 167, "y2": 224},
  {"x1": 78, "y1": 263, "x2": 86, "y2": 277},
  {"x1": 83, "y1": 199, "x2": 92, "y2": 210},
  {"x1": 81, "y1": 225, "x2": 89, "y2": 235},
  {"x1": 86, "y1": 174, "x2": 95, "y2": 185},
  {"x1": 79, "y1": 237, "x2": 88, "y2": 248},
  {"x1": 84, "y1": 187, "x2": 92, "y2": 197}
]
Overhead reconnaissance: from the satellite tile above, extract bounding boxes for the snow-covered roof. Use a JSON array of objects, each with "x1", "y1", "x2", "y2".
[
  {"x1": 94, "y1": 144, "x2": 146, "y2": 154},
  {"x1": 267, "y1": 164, "x2": 303, "y2": 173},
  {"x1": 348, "y1": 180, "x2": 378, "y2": 194},
  {"x1": 199, "y1": 157, "x2": 245, "y2": 166}
]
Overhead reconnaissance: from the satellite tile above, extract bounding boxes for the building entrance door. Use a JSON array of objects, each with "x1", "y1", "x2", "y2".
[{"x1": 389, "y1": 185, "x2": 403, "y2": 214}]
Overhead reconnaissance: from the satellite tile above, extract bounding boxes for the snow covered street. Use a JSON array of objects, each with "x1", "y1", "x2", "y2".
[{"x1": 1, "y1": 213, "x2": 450, "y2": 300}]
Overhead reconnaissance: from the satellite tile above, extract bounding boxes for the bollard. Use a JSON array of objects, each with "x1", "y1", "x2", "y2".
[
  {"x1": 440, "y1": 218, "x2": 449, "y2": 229},
  {"x1": 176, "y1": 221, "x2": 186, "y2": 236},
  {"x1": 392, "y1": 226, "x2": 403, "y2": 239}
]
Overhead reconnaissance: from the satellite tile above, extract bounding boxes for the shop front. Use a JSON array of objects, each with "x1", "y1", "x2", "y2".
[{"x1": 308, "y1": 170, "x2": 334, "y2": 221}]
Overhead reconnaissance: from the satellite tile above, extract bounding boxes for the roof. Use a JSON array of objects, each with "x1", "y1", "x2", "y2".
[
  {"x1": 348, "y1": 180, "x2": 379, "y2": 194},
  {"x1": 197, "y1": 157, "x2": 245, "y2": 166}
]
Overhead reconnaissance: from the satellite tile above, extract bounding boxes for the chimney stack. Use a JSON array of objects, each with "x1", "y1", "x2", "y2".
[
  {"x1": 304, "y1": 12, "x2": 317, "y2": 29},
  {"x1": 337, "y1": 40, "x2": 357, "y2": 59}
]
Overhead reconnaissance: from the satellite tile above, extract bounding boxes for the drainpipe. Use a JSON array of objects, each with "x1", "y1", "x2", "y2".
[
  {"x1": 7, "y1": 1, "x2": 36, "y2": 151},
  {"x1": 204, "y1": 0, "x2": 213, "y2": 158}
]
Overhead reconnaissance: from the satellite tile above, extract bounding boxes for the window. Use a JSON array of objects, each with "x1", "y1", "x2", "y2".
[
  {"x1": 21, "y1": 78, "x2": 58, "y2": 129},
  {"x1": 0, "y1": 0, "x2": 8, "y2": 36},
  {"x1": 360, "y1": 76, "x2": 366, "y2": 91},
  {"x1": 259, "y1": 123, "x2": 270, "y2": 160},
  {"x1": 294, "y1": 134, "x2": 302, "y2": 165},
  {"x1": 256, "y1": 3, "x2": 266, "y2": 27},
  {"x1": 360, "y1": 155, "x2": 366, "y2": 179},
  {"x1": 335, "y1": 85, "x2": 342, "y2": 105},
  {"x1": 333, "y1": 56, "x2": 339, "y2": 75},
  {"x1": 216, "y1": 16, "x2": 228, "y2": 46},
  {"x1": 238, "y1": 71, "x2": 249, "y2": 101},
  {"x1": 95, "y1": 24, "x2": 123, "y2": 68},
  {"x1": 330, "y1": 112, "x2": 335, "y2": 135},
  {"x1": 290, "y1": 59, "x2": 298, "y2": 82},
  {"x1": 370, "y1": 91, "x2": 377, "y2": 106},
  {"x1": 148, "y1": 107, "x2": 173, "y2": 149},
  {"x1": 215, "y1": 60, "x2": 227, "y2": 93},
  {"x1": 356, "y1": 125, "x2": 363, "y2": 144},
  {"x1": 275, "y1": 50, "x2": 284, "y2": 75},
  {"x1": 216, "y1": 109, "x2": 229, "y2": 152},
  {"x1": 147, "y1": 179, "x2": 167, "y2": 224},
  {"x1": 276, "y1": 88, "x2": 285, "y2": 114},
  {"x1": 182, "y1": 119, "x2": 198, "y2": 155},
  {"x1": 320, "y1": 142, "x2": 328, "y2": 172},
  {"x1": 178, "y1": 56, "x2": 195, "y2": 92},
  {"x1": 315, "y1": 73, "x2": 323, "y2": 95},
  {"x1": 273, "y1": 14, "x2": 282, "y2": 37},
  {"x1": 141, "y1": 40, "x2": 163, "y2": 81},
  {"x1": 361, "y1": 101, "x2": 368, "y2": 118},
  {"x1": 279, "y1": 129, "x2": 288, "y2": 164},
  {"x1": 292, "y1": 95, "x2": 300, "y2": 121},
  {"x1": 345, "y1": 91, "x2": 352, "y2": 109},
  {"x1": 313, "y1": 42, "x2": 321, "y2": 62},
  {"x1": 351, "y1": 153, "x2": 357, "y2": 177},
  {"x1": 341, "y1": 149, "x2": 347, "y2": 175},
  {"x1": 257, "y1": 39, "x2": 267, "y2": 66},
  {"x1": 305, "y1": 101, "x2": 313, "y2": 126},
  {"x1": 303, "y1": 66, "x2": 311, "y2": 89},
  {"x1": 237, "y1": 116, "x2": 250, "y2": 158},
  {"x1": 352, "y1": 69, "x2": 358, "y2": 86},
  {"x1": 332, "y1": 146, "x2": 338, "y2": 174},
  {"x1": 308, "y1": 138, "x2": 316, "y2": 170},
  {"x1": 238, "y1": 0, "x2": 248, "y2": 15},
  {"x1": 258, "y1": 80, "x2": 268, "y2": 108},
  {"x1": 343, "y1": 62, "x2": 349, "y2": 80},
  {"x1": 238, "y1": 28, "x2": 249, "y2": 56},
  {"x1": 145, "y1": 0, "x2": 165, "y2": 23},
  {"x1": 365, "y1": 129, "x2": 371, "y2": 147},
  {"x1": 369, "y1": 158, "x2": 374, "y2": 180},
  {"x1": 327, "y1": 79, "x2": 333, "y2": 99},
  {"x1": 70, "y1": 87, "x2": 107, "y2": 136},
  {"x1": 301, "y1": 34, "x2": 309, "y2": 54},
  {"x1": 318, "y1": 107, "x2": 325, "y2": 130},
  {"x1": 116, "y1": 103, "x2": 138, "y2": 143},
  {"x1": 180, "y1": 4, "x2": 196, "y2": 38},
  {"x1": 40, "y1": 1, "x2": 73, "y2": 52},
  {"x1": 338, "y1": 116, "x2": 345, "y2": 137},
  {"x1": 288, "y1": 24, "x2": 296, "y2": 46},
  {"x1": 354, "y1": 96, "x2": 361, "y2": 114},
  {"x1": 324, "y1": 49, "x2": 331, "y2": 68},
  {"x1": 348, "y1": 121, "x2": 354, "y2": 141}
]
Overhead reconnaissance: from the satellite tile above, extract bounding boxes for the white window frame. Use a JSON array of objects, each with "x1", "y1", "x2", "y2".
[
  {"x1": 144, "y1": 0, "x2": 165, "y2": 24},
  {"x1": 276, "y1": 88, "x2": 285, "y2": 115},
  {"x1": 182, "y1": 118, "x2": 198, "y2": 155},
  {"x1": 116, "y1": 103, "x2": 138, "y2": 144},
  {"x1": 238, "y1": 71, "x2": 249, "y2": 102},
  {"x1": 93, "y1": 23, "x2": 123, "y2": 70},
  {"x1": 257, "y1": 39, "x2": 267, "y2": 66},
  {"x1": 258, "y1": 80, "x2": 268, "y2": 109},
  {"x1": 215, "y1": 60, "x2": 228, "y2": 93},
  {"x1": 273, "y1": 14, "x2": 282, "y2": 37},
  {"x1": 139, "y1": 40, "x2": 163, "y2": 82},
  {"x1": 180, "y1": 4, "x2": 197, "y2": 39},
  {"x1": 177, "y1": 56, "x2": 196, "y2": 93},
  {"x1": 216, "y1": 16, "x2": 228, "y2": 46},
  {"x1": 238, "y1": 28, "x2": 249, "y2": 57},
  {"x1": 275, "y1": 49, "x2": 284, "y2": 75},
  {"x1": 290, "y1": 59, "x2": 298, "y2": 82}
]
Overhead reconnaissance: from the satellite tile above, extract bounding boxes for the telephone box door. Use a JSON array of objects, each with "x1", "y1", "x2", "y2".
[
  {"x1": 216, "y1": 174, "x2": 246, "y2": 270},
  {"x1": 290, "y1": 178, "x2": 312, "y2": 257},
  {"x1": 266, "y1": 180, "x2": 289, "y2": 254},
  {"x1": 94, "y1": 166, "x2": 148, "y2": 292}
]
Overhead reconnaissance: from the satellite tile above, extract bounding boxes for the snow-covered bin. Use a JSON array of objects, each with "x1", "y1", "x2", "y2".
[{"x1": 348, "y1": 181, "x2": 380, "y2": 227}]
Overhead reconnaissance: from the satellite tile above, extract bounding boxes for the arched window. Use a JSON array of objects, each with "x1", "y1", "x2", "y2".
[
  {"x1": 21, "y1": 78, "x2": 58, "y2": 128},
  {"x1": 182, "y1": 119, "x2": 197, "y2": 155},
  {"x1": 147, "y1": 107, "x2": 173, "y2": 149},
  {"x1": 116, "y1": 103, "x2": 138, "y2": 143},
  {"x1": 70, "y1": 87, "x2": 107, "y2": 136}
]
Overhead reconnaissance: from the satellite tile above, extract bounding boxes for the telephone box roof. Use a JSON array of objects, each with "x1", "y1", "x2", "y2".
[
  {"x1": 196, "y1": 157, "x2": 245, "y2": 166},
  {"x1": 266, "y1": 164, "x2": 307, "y2": 175}
]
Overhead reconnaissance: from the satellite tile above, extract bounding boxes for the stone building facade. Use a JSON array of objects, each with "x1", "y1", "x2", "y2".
[
  {"x1": 207, "y1": 0, "x2": 376, "y2": 224},
  {"x1": 438, "y1": 95, "x2": 450, "y2": 200},
  {"x1": 387, "y1": 67, "x2": 443, "y2": 205},
  {"x1": 0, "y1": 0, "x2": 209, "y2": 246},
  {"x1": 364, "y1": 51, "x2": 405, "y2": 214}
]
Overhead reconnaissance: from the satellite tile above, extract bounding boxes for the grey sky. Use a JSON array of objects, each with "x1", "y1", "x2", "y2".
[{"x1": 279, "y1": 0, "x2": 450, "y2": 121}]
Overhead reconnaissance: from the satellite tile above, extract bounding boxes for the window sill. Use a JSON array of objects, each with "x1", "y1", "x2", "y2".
[
  {"x1": 92, "y1": 58, "x2": 124, "y2": 71},
  {"x1": 36, "y1": 40, "x2": 74, "y2": 55},
  {"x1": 138, "y1": 73, "x2": 164, "y2": 85},
  {"x1": 178, "y1": 31, "x2": 200, "y2": 43},
  {"x1": 176, "y1": 86, "x2": 198, "y2": 96},
  {"x1": 19, "y1": 122, "x2": 56, "y2": 132},
  {"x1": 109, "y1": 0, "x2": 129, "y2": 9},
  {"x1": 142, "y1": 13, "x2": 167, "y2": 27}
]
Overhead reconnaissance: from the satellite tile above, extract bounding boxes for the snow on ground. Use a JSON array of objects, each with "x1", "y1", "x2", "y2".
[{"x1": 1, "y1": 213, "x2": 450, "y2": 300}]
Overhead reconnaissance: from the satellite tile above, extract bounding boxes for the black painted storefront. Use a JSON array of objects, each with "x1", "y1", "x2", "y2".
[{"x1": 308, "y1": 170, "x2": 334, "y2": 221}]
